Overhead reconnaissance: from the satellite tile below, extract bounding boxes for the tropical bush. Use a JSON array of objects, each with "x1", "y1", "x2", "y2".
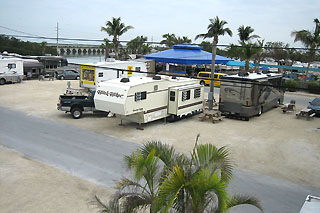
[
  {"x1": 285, "y1": 80, "x2": 298, "y2": 92},
  {"x1": 94, "y1": 136, "x2": 263, "y2": 213},
  {"x1": 307, "y1": 80, "x2": 320, "y2": 94}
]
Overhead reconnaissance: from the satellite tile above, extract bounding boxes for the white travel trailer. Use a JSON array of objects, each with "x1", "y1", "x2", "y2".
[
  {"x1": 80, "y1": 60, "x2": 153, "y2": 89},
  {"x1": 94, "y1": 76, "x2": 204, "y2": 126},
  {"x1": 0, "y1": 58, "x2": 23, "y2": 85},
  {"x1": 219, "y1": 72, "x2": 285, "y2": 120}
]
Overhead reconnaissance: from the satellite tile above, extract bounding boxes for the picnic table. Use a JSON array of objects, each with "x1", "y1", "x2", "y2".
[
  {"x1": 296, "y1": 108, "x2": 316, "y2": 120},
  {"x1": 199, "y1": 110, "x2": 224, "y2": 123},
  {"x1": 282, "y1": 100, "x2": 296, "y2": 113}
]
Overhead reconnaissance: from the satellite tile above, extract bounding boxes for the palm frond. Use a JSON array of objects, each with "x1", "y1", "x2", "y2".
[
  {"x1": 93, "y1": 194, "x2": 121, "y2": 213},
  {"x1": 227, "y1": 194, "x2": 263, "y2": 212}
]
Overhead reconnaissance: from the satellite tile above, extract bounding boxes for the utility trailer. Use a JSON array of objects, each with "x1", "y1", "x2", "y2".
[
  {"x1": 219, "y1": 72, "x2": 285, "y2": 120},
  {"x1": 0, "y1": 58, "x2": 23, "y2": 85},
  {"x1": 80, "y1": 60, "x2": 153, "y2": 89},
  {"x1": 94, "y1": 76, "x2": 204, "y2": 126}
]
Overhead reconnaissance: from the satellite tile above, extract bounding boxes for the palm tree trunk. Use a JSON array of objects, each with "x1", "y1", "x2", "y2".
[
  {"x1": 113, "y1": 36, "x2": 118, "y2": 59},
  {"x1": 245, "y1": 60, "x2": 249, "y2": 72},
  {"x1": 208, "y1": 40, "x2": 217, "y2": 111},
  {"x1": 305, "y1": 62, "x2": 311, "y2": 82}
]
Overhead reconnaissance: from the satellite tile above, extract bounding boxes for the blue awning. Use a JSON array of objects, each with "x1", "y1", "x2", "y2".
[
  {"x1": 226, "y1": 60, "x2": 253, "y2": 67},
  {"x1": 144, "y1": 43, "x2": 232, "y2": 65}
]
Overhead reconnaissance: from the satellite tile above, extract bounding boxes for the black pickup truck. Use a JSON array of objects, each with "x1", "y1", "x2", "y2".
[{"x1": 57, "y1": 89, "x2": 100, "y2": 119}]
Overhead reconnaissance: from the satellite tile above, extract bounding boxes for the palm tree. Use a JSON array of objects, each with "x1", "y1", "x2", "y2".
[
  {"x1": 100, "y1": 38, "x2": 113, "y2": 61},
  {"x1": 237, "y1": 26, "x2": 260, "y2": 72},
  {"x1": 40, "y1": 41, "x2": 47, "y2": 55},
  {"x1": 160, "y1": 33, "x2": 178, "y2": 48},
  {"x1": 96, "y1": 136, "x2": 262, "y2": 213},
  {"x1": 291, "y1": 18, "x2": 320, "y2": 80},
  {"x1": 101, "y1": 17, "x2": 133, "y2": 59},
  {"x1": 127, "y1": 35, "x2": 151, "y2": 55},
  {"x1": 195, "y1": 16, "x2": 233, "y2": 111},
  {"x1": 153, "y1": 138, "x2": 262, "y2": 212}
]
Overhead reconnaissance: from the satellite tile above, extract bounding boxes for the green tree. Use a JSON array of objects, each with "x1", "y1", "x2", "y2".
[
  {"x1": 291, "y1": 18, "x2": 320, "y2": 80},
  {"x1": 195, "y1": 16, "x2": 233, "y2": 110},
  {"x1": 237, "y1": 25, "x2": 260, "y2": 72},
  {"x1": 96, "y1": 138, "x2": 262, "y2": 213},
  {"x1": 253, "y1": 39, "x2": 265, "y2": 71},
  {"x1": 101, "y1": 17, "x2": 134, "y2": 59},
  {"x1": 127, "y1": 35, "x2": 151, "y2": 55},
  {"x1": 100, "y1": 38, "x2": 113, "y2": 61},
  {"x1": 160, "y1": 33, "x2": 192, "y2": 48}
]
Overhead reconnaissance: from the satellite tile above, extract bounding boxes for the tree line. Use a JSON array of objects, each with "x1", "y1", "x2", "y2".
[{"x1": 0, "y1": 35, "x2": 57, "y2": 56}]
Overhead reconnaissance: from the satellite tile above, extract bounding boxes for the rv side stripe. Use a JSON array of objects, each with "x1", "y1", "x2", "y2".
[
  {"x1": 178, "y1": 101, "x2": 203, "y2": 110},
  {"x1": 144, "y1": 106, "x2": 167, "y2": 114}
]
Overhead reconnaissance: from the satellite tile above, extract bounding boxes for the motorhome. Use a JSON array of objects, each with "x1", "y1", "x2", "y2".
[
  {"x1": 80, "y1": 59, "x2": 154, "y2": 89},
  {"x1": 0, "y1": 58, "x2": 24, "y2": 85},
  {"x1": 219, "y1": 72, "x2": 285, "y2": 120},
  {"x1": 94, "y1": 76, "x2": 204, "y2": 126}
]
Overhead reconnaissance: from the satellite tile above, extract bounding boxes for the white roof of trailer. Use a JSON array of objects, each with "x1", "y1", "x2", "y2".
[
  {"x1": 224, "y1": 72, "x2": 282, "y2": 80},
  {"x1": 98, "y1": 76, "x2": 197, "y2": 87}
]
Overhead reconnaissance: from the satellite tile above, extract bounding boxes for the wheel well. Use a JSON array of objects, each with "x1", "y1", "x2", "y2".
[{"x1": 71, "y1": 105, "x2": 83, "y2": 111}]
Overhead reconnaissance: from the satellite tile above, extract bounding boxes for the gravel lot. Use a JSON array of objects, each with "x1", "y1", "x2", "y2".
[{"x1": 0, "y1": 79, "x2": 319, "y2": 211}]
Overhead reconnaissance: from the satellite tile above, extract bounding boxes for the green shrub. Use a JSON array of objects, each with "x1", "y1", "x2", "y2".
[
  {"x1": 307, "y1": 81, "x2": 320, "y2": 94},
  {"x1": 285, "y1": 80, "x2": 298, "y2": 92}
]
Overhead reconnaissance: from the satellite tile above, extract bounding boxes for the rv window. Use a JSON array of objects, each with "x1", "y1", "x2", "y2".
[
  {"x1": 135, "y1": 91, "x2": 147, "y2": 101},
  {"x1": 182, "y1": 90, "x2": 190, "y2": 101},
  {"x1": 8, "y1": 63, "x2": 16, "y2": 69},
  {"x1": 170, "y1": 91, "x2": 175, "y2": 101},
  {"x1": 99, "y1": 72, "x2": 103, "y2": 77},
  {"x1": 194, "y1": 88, "x2": 201, "y2": 98},
  {"x1": 135, "y1": 67, "x2": 141, "y2": 71}
]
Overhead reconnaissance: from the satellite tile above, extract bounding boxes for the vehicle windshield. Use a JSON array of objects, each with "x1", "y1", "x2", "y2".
[{"x1": 311, "y1": 98, "x2": 320, "y2": 106}]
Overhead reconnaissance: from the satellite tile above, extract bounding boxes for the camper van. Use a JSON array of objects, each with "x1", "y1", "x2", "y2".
[
  {"x1": 94, "y1": 76, "x2": 204, "y2": 125},
  {"x1": 0, "y1": 58, "x2": 23, "y2": 85},
  {"x1": 219, "y1": 72, "x2": 285, "y2": 120},
  {"x1": 80, "y1": 60, "x2": 153, "y2": 89}
]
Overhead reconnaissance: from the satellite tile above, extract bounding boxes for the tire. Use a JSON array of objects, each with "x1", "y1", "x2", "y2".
[
  {"x1": 76, "y1": 76, "x2": 80, "y2": 80},
  {"x1": 200, "y1": 80, "x2": 205, "y2": 86},
  {"x1": 60, "y1": 76, "x2": 65, "y2": 80},
  {"x1": 71, "y1": 108, "x2": 82, "y2": 119},
  {"x1": 257, "y1": 106, "x2": 263, "y2": 116},
  {"x1": 0, "y1": 78, "x2": 6, "y2": 85}
]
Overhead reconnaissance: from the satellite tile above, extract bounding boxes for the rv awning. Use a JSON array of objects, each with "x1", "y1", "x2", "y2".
[{"x1": 144, "y1": 43, "x2": 232, "y2": 65}]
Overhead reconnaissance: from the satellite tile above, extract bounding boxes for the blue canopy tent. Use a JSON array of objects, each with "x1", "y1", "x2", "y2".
[{"x1": 144, "y1": 43, "x2": 232, "y2": 65}]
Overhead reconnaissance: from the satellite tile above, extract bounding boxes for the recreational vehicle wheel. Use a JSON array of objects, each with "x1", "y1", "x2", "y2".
[
  {"x1": 0, "y1": 78, "x2": 5, "y2": 85},
  {"x1": 71, "y1": 107, "x2": 82, "y2": 119}
]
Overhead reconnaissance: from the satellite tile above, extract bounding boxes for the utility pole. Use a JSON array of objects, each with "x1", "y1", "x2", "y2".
[{"x1": 56, "y1": 22, "x2": 59, "y2": 55}]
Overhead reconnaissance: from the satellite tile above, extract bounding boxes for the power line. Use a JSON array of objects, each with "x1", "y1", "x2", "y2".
[{"x1": 0, "y1": 26, "x2": 42, "y2": 37}]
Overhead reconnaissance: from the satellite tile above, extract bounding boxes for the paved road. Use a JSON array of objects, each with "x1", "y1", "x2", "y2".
[{"x1": 0, "y1": 107, "x2": 319, "y2": 212}]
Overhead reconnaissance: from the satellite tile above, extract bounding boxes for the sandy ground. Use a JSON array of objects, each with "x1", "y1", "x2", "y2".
[
  {"x1": 0, "y1": 145, "x2": 112, "y2": 213},
  {"x1": 0, "y1": 79, "x2": 320, "y2": 211}
]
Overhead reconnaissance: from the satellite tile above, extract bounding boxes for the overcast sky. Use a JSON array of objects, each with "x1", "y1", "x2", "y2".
[{"x1": 0, "y1": 0, "x2": 319, "y2": 47}]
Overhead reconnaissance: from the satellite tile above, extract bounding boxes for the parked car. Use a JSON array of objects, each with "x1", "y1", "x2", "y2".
[
  {"x1": 56, "y1": 70, "x2": 80, "y2": 80},
  {"x1": 307, "y1": 98, "x2": 320, "y2": 116},
  {"x1": 197, "y1": 72, "x2": 227, "y2": 86}
]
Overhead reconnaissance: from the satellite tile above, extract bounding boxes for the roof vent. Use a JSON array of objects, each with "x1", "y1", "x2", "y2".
[
  {"x1": 120, "y1": 78, "x2": 130, "y2": 83},
  {"x1": 238, "y1": 72, "x2": 249, "y2": 77},
  {"x1": 152, "y1": 75, "x2": 161, "y2": 80}
]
